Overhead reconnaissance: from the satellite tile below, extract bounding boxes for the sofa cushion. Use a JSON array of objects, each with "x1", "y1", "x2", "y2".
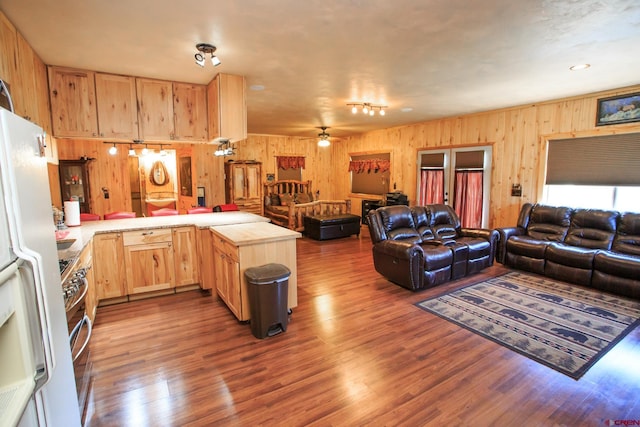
[
  {"x1": 411, "y1": 206, "x2": 436, "y2": 242},
  {"x1": 594, "y1": 250, "x2": 640, "y2": 280},
  {"x1": 564, "y1": 209, "x2": 618, "y2": 250},
  {"x1": 526, "y1": 204, "x2": 572, "y2": 241},
  {"x1": 421, "y1": 245, "x2": 453, "y2": 270},
  {"x1": 279, "y1": 193, "x2": 294, "y2": 205},
  {"x1": 430, "y1": 205, "x2": 461, "y2": 240},
  {"x1": 379, "y1": 205, "x2": 421, "y2": 243},
  {"x1": 546, "y1": 243, "x2": 598, "y2": 269},
  {"x1": 270, "y1": 193, "x2": 281, "y2": 206},
  {"x1": 457, "y1": 237, "x2": 492, "y2": 259},
  {"x1": 506, "y1": 235, "x2": 550, "y2": 258},
  {"x1": 612, "y1": 212, "x2": 640, "y2": 256},
  {"x1": 294, "y1": 192, "x2": 311, "y2": 204}
]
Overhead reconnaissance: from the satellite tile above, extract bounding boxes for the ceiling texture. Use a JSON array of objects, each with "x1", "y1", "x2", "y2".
[{"x1": 2, "y1": 0, "x2": 640, "y2": 139}]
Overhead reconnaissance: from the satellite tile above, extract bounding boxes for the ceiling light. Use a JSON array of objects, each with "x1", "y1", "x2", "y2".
[
  {"x1": 195, "y1": 43, "x2": 221, "y2": 68},
  {"x1": 213, "y1": 138, "x2": 236, "y2": 156},
  {"x1": 141, "y1": 145, "x2": 149, "y2": 156},
  {"x1": 317, "y1": 126, "x2": 331, "y2": 147},
  {"x1": 569, "y1": 63, "x2": 591, "y2": 71},
  {"x1": 108, "y1": 143, "x2": 117, "y2": 155},
  {"x1": 347, "y1": 102, "x2": 388, "y2": 117},
  {"x1": 128, "y1": 145, "x2": 135, "y2": 156}
]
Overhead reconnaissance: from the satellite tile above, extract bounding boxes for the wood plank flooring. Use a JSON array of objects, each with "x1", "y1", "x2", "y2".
[{"x1": 85, "y1": 230, "x2": 640, "y2": 426}]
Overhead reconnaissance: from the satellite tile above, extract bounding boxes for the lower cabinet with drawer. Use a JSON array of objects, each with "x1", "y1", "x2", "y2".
[{"x1": 123, "y1": 228, "x2": 175, "y2": 296}]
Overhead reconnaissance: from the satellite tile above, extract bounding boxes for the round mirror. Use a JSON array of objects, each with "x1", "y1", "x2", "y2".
[{"x1": 150, "y1": 160, "x2": 169, "y2": 186}]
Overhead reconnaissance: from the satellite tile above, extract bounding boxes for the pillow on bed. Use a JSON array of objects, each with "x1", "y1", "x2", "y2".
[
  {"x1": 270, "y1": 194, "x2": 281, "y2": 206},
  {"x1": 279, "y1": 193, "x2": 294, "y2": 206},
  {"x1": 294, "y1": 192, "x2": 311, "y2": 204}
]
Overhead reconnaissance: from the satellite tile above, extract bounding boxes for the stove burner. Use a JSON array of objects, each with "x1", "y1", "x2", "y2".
[{"x1": 59, "y1": 258, "x2": 71, "y2": 274}]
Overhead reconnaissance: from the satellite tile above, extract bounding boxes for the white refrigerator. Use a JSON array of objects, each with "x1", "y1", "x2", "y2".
[{"x1": 0, "y1": 109, "x2": 80, "y2": 426}]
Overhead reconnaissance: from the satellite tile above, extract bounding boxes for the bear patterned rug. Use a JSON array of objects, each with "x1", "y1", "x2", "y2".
[{"x1": 416, "y1": 271, "x2": 640, "y2": 379}]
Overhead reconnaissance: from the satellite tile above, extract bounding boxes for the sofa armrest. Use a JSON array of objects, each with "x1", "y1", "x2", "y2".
[
  {"x1": 495, "y1": 227, "x2": 525, "y2": 264},
  {"x1": 372, "y1": 240, "x2": 424, "y2": 290}
]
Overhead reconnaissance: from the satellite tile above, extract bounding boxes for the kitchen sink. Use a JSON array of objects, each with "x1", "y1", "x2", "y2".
[{"x1": 56, "y1": 238, "x2": 76, "y2": 250}]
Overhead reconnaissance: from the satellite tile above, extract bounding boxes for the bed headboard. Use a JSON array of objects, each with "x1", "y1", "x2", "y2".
[{"x1": 265, "y1": 180, "x2": 312, "y2": 195}]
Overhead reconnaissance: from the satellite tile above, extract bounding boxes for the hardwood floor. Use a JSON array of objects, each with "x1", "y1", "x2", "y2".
[{"x1": 85, "y1": 230, "x2": 640, "y2": 426}]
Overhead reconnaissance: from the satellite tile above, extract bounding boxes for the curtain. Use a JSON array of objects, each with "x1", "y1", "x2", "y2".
[
  {"x1": 348, "y1": 159, "x2": 391, "y2": 173},
  {"x1": 418, "y1": 169, "x2": 444, "y2": 205},
  {"x1": 454, "y1": 170, "x2": 483, "y2": 228},
  {"x1": 277, "y1": 156, "x2": 305, "y2": 170}
]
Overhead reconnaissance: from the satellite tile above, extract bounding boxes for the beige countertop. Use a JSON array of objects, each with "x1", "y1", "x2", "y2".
[
  {"x1": 211, "y1": 222, "x2": 302, "y2": 246},
  {"x1": 57, "y1": 211, "x2": 270, "y2": 279}
]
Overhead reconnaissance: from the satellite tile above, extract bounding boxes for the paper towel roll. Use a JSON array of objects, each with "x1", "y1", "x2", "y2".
[{"x1": 64, "y1": 201, "x2": 80, "y2": 227}]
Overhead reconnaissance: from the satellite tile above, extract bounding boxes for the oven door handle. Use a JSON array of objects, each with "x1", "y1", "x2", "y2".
[
  {"x1": 70, "y1": 314, "x2": 92, "y2": 363},
  {"x1": 66, "y1": 277, "x2": 88, "y2": 314}
]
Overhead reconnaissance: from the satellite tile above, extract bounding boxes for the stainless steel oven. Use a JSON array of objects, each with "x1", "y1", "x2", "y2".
[{"x1": 62, "y1": 259, "x2": 93, "y2": 425}]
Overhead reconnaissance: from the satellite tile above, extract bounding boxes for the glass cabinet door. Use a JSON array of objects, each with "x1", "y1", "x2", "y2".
[{"x1": 59, "y1": 160, "x2": 91, "y2": 213}]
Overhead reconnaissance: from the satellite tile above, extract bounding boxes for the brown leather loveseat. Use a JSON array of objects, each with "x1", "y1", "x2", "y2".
[
  {"x1": 496, "y1": 203, "x2": 640, "y2": 299},
  {"x1": 367, "y1": 204, "x2": 498, "y2": 291}
]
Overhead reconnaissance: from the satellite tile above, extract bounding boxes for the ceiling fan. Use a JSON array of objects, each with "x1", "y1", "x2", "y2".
[{"x1": 317, "y1": 126, "x2": 331, "y2": 147}]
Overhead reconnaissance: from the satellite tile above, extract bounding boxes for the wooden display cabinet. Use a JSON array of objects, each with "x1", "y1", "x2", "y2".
[
  {"x1": 224, "y1": 161, "x2": 263, "y2": 215},
  {"x1": 59, "y1": 159, "x2": 91, "y2": 213}
]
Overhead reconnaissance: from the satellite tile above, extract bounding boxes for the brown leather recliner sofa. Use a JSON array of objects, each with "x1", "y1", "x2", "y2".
[
  {"x1": 367, "y1": 204, "x2": 499, "y2": 291},
  {"x1": 496, "y1": 203, "x2": 640, "y2": 299}
]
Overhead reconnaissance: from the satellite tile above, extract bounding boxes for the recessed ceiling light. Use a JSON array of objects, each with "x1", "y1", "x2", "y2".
[
  {"x1": 401, "y1": 107, "x2": 413, "y2": 112},
  {"x1": 250, "y1": 84, "x2": 265, "y2": 91},
  {"x1": 569, "y1": 64, "x2": 591, "y2": 71}
]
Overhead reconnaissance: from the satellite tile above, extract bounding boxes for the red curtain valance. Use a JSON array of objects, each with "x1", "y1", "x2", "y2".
[
  {"x1": 277, "y1": 156, "x2": 306, "y2": 170},
  {"x1": 348, "y1": 159, "x2": 391, "y2": 174}
]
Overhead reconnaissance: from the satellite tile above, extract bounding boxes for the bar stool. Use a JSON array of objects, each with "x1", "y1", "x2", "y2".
[
  {"x1": 80, "y1": 213, "x2": 101, "y2": 222},
  {"x1": 150, "y1": 208, "x2": 179, "y2": 217},
  {"x1": 213, "y1": 203, "x2": 239, "y2": 212},
  {"x1": 104, "y1": 211, "x2": 136, "y2": 220},
  {"x1": 187, "y1": 207, "x2": 213, "y2": 214}
]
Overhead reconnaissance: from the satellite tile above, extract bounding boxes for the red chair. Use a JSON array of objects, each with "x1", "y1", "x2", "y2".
[
  {"x1": 80, "y1": 213, "x2": 101, "y2": 222},
  {"x1": 150, "y1": 208, "x2": 179, "y2": 217},
  {"x1": 104, "y1": 211, "x2": 136, "y2": 220},
  {"x1": 187, "y1": 207, "x2": 213, "y2": 214},
  {"x1": 213, "y1": 203, "x2": 239, "y2": 212}
]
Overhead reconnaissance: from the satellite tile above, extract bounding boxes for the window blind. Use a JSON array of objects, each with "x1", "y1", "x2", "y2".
[{"x1": 546, "y1": 133, "x2": 640, "y2": 186}]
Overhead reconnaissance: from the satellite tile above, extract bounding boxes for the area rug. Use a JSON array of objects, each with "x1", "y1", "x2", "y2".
[{"x1": 416, "y1": 271, "x2": 640, "y2": 379}]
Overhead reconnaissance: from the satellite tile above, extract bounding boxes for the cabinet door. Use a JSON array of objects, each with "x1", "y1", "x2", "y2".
[
  {"x1": 124, "y1": 242, "x2": 175, "y2": 294},
  {"x1": 245, "y1": 163, "x2": 262, "y2": 201},
  {"x1": 173, "y1": 82, "x2": 207, "y2": 141},
  {"x1": 230, "y1": 164, "x2": 248, "y2": 202},
  {"x1": 93, "y1": 233, "x2": 126, "y2": 300},
  {"x1": 172, "y1": 226, "x2": 199, "y2": 287},
  {"x1": 95, "y1": 73, "x2": 139, "y2": 139},
  {"x1": 197, "y1": 228, "x2": 214, "y2": 290},
  {"x1": 212, "y1": 233, "x2": 242, "y2": 319},
  {"x1": 207, "y1": 73, "x2": 247, "y2": 142},
  {"x1": 48, "y1": 66, "x2": 98, "y2": 138},
  {"x1": 136, "y1": 78, "x2": 175, "y2": 141}
]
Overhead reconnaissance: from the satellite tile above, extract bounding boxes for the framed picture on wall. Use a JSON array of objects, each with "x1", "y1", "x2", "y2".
[{"x1": 596, "y1": 92, "x2": 640, "y2": 126}]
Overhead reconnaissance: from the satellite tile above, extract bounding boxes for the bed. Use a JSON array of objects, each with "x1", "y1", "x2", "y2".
[{"x1": 264, "y1": 180, "x2": 352, "y2": 231}]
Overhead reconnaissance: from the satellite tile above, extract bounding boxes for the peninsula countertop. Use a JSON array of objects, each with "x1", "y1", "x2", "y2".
[{"x1": 56, "y1": 211, "x2": 270, "y2": 278}]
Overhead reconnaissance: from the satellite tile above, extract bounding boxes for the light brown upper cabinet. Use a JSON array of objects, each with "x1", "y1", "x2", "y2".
[
  {"x1": 95, "y1": 73, "x2": 139, "y2": 139},
  {"x1": 173, "y1": 82, "x2": 208, "y2": 141},
  {"x1": 207, "y1": 73, "x2": 247, "y2": 142},
  {"x1": 136, "y1": 77, "x2": 175, "y2": 141},
  {"x1": 48, "y1": 66, "x2": 99, "y2": 138}
]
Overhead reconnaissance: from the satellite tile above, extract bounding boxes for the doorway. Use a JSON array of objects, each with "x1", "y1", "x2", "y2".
[{"x1": 416, "y1": 146, "x2": 492, "y2": 228}]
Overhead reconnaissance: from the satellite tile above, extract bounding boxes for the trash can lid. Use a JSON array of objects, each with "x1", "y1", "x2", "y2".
[{"x1": 245, "y1": 263, "x2": 291, "y2": 284}]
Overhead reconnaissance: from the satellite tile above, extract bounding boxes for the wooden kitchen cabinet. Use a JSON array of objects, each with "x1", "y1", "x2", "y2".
[
  {"x1": 48, "y1": 66, "x2": 99, "y2": 138},
  {"x1": 224, "y1": 161, "x2": 263, "y2": 215},
  {"x1": 93, "y1": 232, "x2": 127, "y2": 302},
  {"x1": 172, "y1": 226, "x2": 199, "y2": 287},
  {"x1": 173, "y1": 82, "x2": 208, "y2": 141},
  {"x1": 207, "y1": 73, "x2": 247, "y2": 143},
  {"x1": 210, "y1": 222, "x2": 300, "y2": 321},
  {"x1": 95, "y1": 73, "x2": 139, "y2": 139},
  {"x1": 136, "y1": 77, "x2": 175, "y2": 141},
  {"x1": 123, "y1": 228, "x2": 175, "y2": 295}
]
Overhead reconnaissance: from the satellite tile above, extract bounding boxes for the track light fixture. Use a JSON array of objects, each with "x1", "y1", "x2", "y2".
[
  {"x1": 104, "y1": 140, "x2": 172, "y2": 156},
  {"x1": 347, "y1": 102, "x2": 387, "y2": 116},
  {"x1": 317, "y1": 127, "x2": 331, "y2": 147},
  {"x1": 213, "y1": 138, "x2": 236, "y2": 157},
  {"x1": 195, "y1": 43, "x2": 221, "y2": 68}
]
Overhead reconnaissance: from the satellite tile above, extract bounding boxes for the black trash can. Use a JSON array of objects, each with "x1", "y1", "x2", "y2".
[{"x1": 245, "y1": 263, "x2": 291, "y2": 339}]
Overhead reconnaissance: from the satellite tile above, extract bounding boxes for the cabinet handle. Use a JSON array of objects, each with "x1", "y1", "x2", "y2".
[{"x1": 142, "y1": 231, "x2": 154, "y2": 236}]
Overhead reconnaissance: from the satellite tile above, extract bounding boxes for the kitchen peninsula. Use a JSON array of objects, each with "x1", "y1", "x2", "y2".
[{"x1": 57, "y1": 212, "x2": 300, "y2": 320}]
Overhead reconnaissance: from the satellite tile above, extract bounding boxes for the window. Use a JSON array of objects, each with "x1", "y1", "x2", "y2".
[
  {"x1": 349, "y1": 153, "x2": 390, "y2": 195},
  {"x1": 543, "y1": 132, "x2": 640, "y2": 213}
]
